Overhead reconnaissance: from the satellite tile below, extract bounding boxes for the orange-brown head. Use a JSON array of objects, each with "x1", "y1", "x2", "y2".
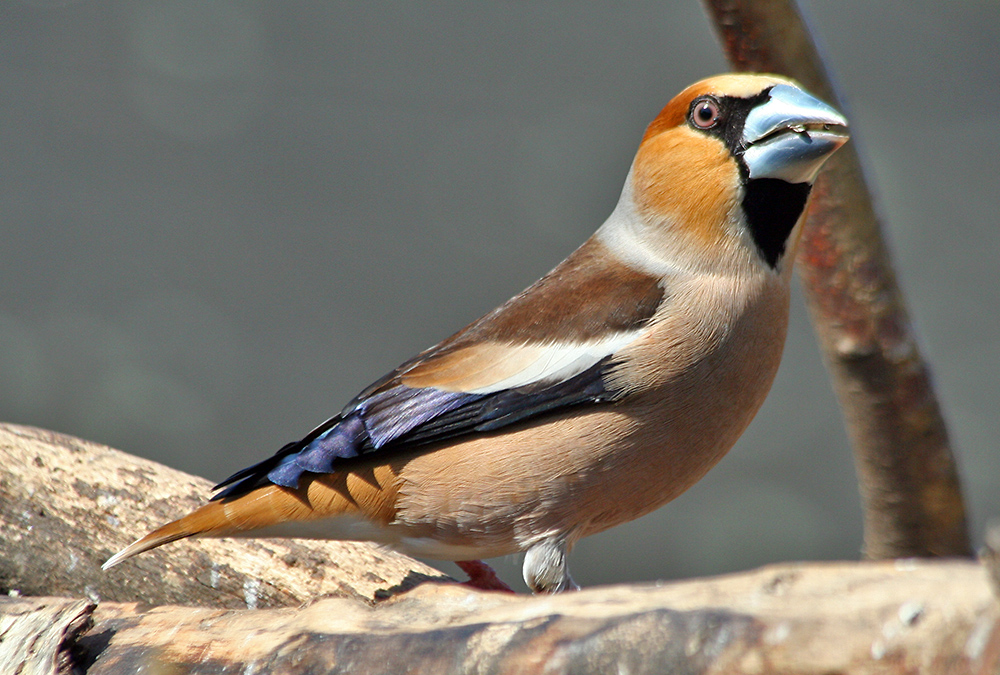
[{"x1": 601, "y1": 74, "x2": 848, "y2": 277}]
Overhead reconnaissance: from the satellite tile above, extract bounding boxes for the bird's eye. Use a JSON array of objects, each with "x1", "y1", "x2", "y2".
[{"x1": 690, "y1": 98, "x2": 720, "y2": 129}]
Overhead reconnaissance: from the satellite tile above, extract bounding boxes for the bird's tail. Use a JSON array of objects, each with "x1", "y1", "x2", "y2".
[
  {"x1": 102, "y1": 500, "x2": 234, "y2": 569},
  {"x1": 102, "y1": 483, "x2": 310, "y2": 569},
  {"x1": 103, "y1": 466, "x2": 402, "y2": 570}
]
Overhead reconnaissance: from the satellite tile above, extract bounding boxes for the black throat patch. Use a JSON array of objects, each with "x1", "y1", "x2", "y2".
[{"x1": 741, "y1": 178, "x2": 812, "y2": 268}]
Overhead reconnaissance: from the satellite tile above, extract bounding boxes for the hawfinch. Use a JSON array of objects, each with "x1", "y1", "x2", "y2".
[{"x1": 105, "y1": 74, "x2": 849, "y2": 593}]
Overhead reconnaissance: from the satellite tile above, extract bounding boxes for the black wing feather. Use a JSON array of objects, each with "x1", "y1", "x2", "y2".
[{"x1": 212, "y1": 357, "x2": 619, "y2": 500}]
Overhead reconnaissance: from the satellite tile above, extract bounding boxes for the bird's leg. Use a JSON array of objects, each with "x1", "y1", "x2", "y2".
[
  {"x1": 523, "y1": 536, "x2": 580, "y2": 593},
  {"x1": 455, "y1": 559, "x2": 515, "y2": 593}
]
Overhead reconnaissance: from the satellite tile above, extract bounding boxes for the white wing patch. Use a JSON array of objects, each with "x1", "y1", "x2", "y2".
[{"x1": 461, "y1": 331, "x2": 643, "y2": 395}]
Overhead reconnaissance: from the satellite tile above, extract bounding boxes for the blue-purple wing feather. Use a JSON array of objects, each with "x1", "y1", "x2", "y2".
[{"x1": 211, "y1": 356, "x2": 617, "y2": 500}]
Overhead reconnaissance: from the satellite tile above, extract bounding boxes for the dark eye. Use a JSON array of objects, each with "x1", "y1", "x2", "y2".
[{"x1": 690, "y1": 97, "x2": 720, "y2": 129}]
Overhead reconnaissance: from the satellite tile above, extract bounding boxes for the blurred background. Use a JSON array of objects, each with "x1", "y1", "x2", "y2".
[{"x1": 1, "y1": 0, "x2": 997, "y2": 592}]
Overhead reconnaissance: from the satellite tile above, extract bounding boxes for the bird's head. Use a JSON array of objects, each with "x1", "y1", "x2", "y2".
[{"x1": 603, "y1": 74, "x2": 849, "y2": 278}]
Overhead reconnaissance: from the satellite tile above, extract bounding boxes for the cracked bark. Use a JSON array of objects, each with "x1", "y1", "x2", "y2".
[
  {"x1": 0, "y1": 598, "x2": 93, "y2": 675},
  {"x1": 3, "y1": 561, "x2": 999, "y2": 674},
  {"x1": 1, "y1": 424, "x2": 997, "y2": 674}
]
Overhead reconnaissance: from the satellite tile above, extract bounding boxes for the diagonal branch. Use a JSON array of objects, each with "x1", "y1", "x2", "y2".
[{"x1": 701, "y1": 0, "x2": 970, "y2": 557}]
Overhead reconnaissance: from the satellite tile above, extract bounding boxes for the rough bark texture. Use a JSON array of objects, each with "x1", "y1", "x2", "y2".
[
  {"x1": 2, "y1": 561, "x2": 998, "y2": 674},
  {"x1": 0, "y1": 423, "x2": 448, "y2": 609},
  {"x1": 702, "y1": 0, "x2": 970, "y2": 559},
  {"x1": 1, "y1": 427, "x2": 997, "y2": 673},
  {"x1": 0, "y1": 598, "x2": 93, "y2": 675}
]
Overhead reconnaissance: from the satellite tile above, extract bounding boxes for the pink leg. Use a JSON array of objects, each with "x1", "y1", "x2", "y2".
[{"x1": 455, "y1": 560, "x2": 516, "y2": 593}]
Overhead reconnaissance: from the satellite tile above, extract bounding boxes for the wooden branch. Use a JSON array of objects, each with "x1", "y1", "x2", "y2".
[
  {"x1": 0, "y1": 597, "x2": 92, "y2": 675},
  {"x1": 0, "y1": 423, "x2": 448, "y2": 609},
  {"x1": 3, "y1": 561, "x2": 998, "y2": 674},
  {"x1": 2, "y1": 426, "x2": 996, "y2": 673},
  {"x1": 701, "y1": 0, "x2": 970, "y2": 558}
]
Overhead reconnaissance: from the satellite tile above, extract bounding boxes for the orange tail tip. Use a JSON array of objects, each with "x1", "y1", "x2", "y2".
[
  {"x1": 102, "y1": 500, "x2": 235, "y2": 570},
  {"x1": 103, "y1": 468, "x2": 403, "y2": 570},
  {"x1": 102, "y1": 524, "x2": 191, "y2": 569}
]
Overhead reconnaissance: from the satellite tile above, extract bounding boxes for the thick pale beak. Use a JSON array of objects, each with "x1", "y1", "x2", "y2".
[{"x1": 741, "y1": 84, "x2": 850, "y2": 184}]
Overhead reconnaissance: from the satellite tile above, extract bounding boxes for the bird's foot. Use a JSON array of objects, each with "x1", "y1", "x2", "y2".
[{"x1": 456, "y1": 560, "x2": 516, "y2": 593}]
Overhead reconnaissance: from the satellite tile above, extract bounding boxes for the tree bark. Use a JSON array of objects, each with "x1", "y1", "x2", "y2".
[
  {"x1": 1, "y1": 426, "x2": 996, "y2": 674},
  {"x1": 2, "y1": 561, "x2": 998, "y2": 674},
  {"x1": 0, "y1": 423, "x2": 447, "y2": 609},
  {"x1": 701, "y1": 0, "x2": 970, "y2": 558}
]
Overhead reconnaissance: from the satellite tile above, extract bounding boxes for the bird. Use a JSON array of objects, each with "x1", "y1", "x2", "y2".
[{"x1": 104, "y1": 74, "x2": 849, "y2": 594}]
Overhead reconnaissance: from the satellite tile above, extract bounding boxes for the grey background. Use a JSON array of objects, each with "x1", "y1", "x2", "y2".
[{"x1": 2, "y1": 0, "x2": 997, "y2": 591}]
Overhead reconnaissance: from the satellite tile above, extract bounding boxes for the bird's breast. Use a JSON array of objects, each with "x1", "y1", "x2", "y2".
[
  {"x1": 572, "y1": 273, "x2": 791, "y2": 534},
  {"x1": 391, "y1": 273, "x2": 791, "y2": 553}
]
